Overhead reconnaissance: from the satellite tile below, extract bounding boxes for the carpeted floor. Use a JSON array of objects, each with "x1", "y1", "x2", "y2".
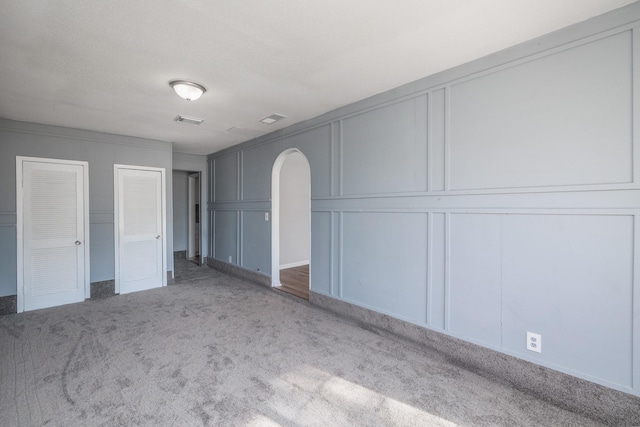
[{"x1": 1, "y1": 260, "x2": 605, "y2": 426}]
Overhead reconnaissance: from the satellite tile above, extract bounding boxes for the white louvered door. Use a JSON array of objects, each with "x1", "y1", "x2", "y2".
[
  {"x1": 115, "y1": 166, "x2": 165, "y2": 294},
  {"x1": 19, "y1": 158, "x2": 88, "y2": 312}
]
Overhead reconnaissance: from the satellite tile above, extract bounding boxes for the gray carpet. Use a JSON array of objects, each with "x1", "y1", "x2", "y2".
[{"x1": 1, "y1": 260, "x2": 604, "y2": 426}]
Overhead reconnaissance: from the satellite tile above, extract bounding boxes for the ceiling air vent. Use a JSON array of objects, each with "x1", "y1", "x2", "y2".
[
  {"x1": 174, "y1": 115, "x2": 204, "y2": 125},
  {"x1": 259, "y1": 113, "x2": 287, "y2": 124}
]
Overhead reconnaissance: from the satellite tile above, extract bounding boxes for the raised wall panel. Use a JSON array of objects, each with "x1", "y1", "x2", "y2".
[
  {"x1": 0, "y1": 226, "x2": 16, "y2": 297},
  {"x1": 429, "y1": 212, "x2": 446, "y2": 329},
  {"x1": 310, "y1": 212, "x2": 331, "y2": 295},
  {"x1": 284, "y1": 125, "x2": 332, "y2": 198},
  {"x1": 430, "y1": 89, "x2": 446, "y2": 192},
  {"x1": 449, "y1": 214, "x2": 502, "y2": 346},
  {"x1": 242, "y1": 145, "x2": 275, "y2": 201},
  {"x1": 331, "y1": 122, "x2": 341, "y2": 197},
  {"x1": 214, "y1": 153, "x2": 238, "y2": 202},
  {"x1": 501, "y1": 214, "x2": 634, "y2": 386},
  {"x1": 208, "y1": 210, "x2": 214, "y2": 257},
  {"x1": 449, "y1": 31, "x2": 633, "y2": 190},
  {"x1": 342, "y1": 212, "x2": 427, "y2": 323},
  {"x1": 342, "y1": 97, "x2": 428, "y2": 195},
  {"x1": 332, "y1": 212, "x2": 341, "y2": 296},
  {"x1": 208, "y1": 161, "x2": 215, "y2": 202},
  {"x1": 241, "y1": 211, "x2": 271, "y2": 274},
  {"x1": 214, "y1": 210, "x2": 237, "y2": 263}
]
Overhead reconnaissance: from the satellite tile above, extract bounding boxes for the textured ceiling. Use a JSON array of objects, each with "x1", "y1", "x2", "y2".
[{"x1": 0, "y1": 0, "x2": 635, "y2": 155}]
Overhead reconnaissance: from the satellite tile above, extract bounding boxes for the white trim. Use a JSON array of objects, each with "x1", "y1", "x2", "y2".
[
  {"x1": 16, "y1": 158, "x2": 23, "y2": 313},
  {"x1": 113, "y1": 166, "x2": 119, "y2": 293},
  {"x1": 16, "y1": 156, "x2": 90, "y2": 313},
  {"x1": 279, "y1": 260, "x2": 310, "y2": 270},
  {"x1": 270, "y1": 149, "x2": 312, "y2": 287},
  {"x1": 114, "y1": 164, "x2": 167, "y2": 295}
]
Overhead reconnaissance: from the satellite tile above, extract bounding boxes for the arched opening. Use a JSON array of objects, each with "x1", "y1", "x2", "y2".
[{"x1": 271, "y1": 149, "x2": 311, "y2": 299}]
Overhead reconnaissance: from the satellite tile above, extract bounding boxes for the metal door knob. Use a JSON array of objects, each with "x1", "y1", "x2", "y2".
[
  {"x1": 75, "y1": 241, "x2": 81, "y2": 245},
  {"x1": 156, "y1": 235, "x2": 161, "y2": 239}
]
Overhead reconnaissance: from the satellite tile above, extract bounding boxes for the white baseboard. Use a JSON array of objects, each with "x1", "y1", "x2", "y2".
[{"x1": 279, "y1": 260, "x2": 309, "y2": 269}]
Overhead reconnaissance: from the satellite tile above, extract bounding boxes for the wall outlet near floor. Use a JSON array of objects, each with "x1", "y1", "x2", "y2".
[
  {"x1": 264, "y1": 212, "x2": 269, "y2": 221},
  {"x1": 228, "y1": 255, "x2": 232, "y2": 263},
  {"x1": 526, "y1": 332, "x2": 542, "y2": 353}
]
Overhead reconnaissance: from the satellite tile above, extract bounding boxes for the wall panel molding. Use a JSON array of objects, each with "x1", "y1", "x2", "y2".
[
  {"x1": 337, "y1": 212, "x2": 343, "y2": 298},
  {"x1": 206, "y1": 4, "x2": 640, "y2": 398},
  {"x1": 238, "y1": 151, "x2": 243, "y2": 201},
  {"x1": 338, "y1": 120, "x2": 344, "y2": 197},
  {"x1": 341, "y1": 98, "x2": 428, "y2": 196},
  {"x1": 633, "y1": 26, "x2": 640, "y2": 185},
  {"x1": 213, "y1": 152, "x2": 239, "y2": 202},
  {"x1": 634, "y1": 214, "x2": 640, "y2": 390},
  {"x1": 428, "y1": 212, "x2": 446, "y2": 330},
  {"x1": 311, "y1": 190, "x2": 640, "y2": 212},
  {"x1": 426, "y1": 212, "x2": 431, "y2": 326},
  {"x1": 448, "y1": 30, "x2": 633, "y2": 191},
  {"x1": 312, "y1": 184, "x2": 640, "y2": 200},
  {"x1": 429, "y1": 89, "x2": 446, "y2": 192},
  {"x1": 331, "y1": 121, "x2": 341, "y2": 197},
  {"x1": 236, "y1": 210, "x2": 241, "y2": 265}
]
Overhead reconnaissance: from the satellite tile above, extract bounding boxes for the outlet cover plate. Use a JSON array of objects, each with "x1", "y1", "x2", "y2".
[{"x1": 527, "y1": 332, "x2": 542, "y2": 353}]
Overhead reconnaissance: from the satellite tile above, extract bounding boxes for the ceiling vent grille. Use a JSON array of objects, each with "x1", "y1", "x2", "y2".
[
  {"x1": 174, "y1": 115, "x2": 204, "y2": 125},
  {"x1": 259, "y1": 113, "x2": 287, "y2": 124}
]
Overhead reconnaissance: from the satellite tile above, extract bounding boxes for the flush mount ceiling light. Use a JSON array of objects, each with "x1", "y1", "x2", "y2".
[{"x1": 169, "y1": 80, "x2": 206, "y2": 101}]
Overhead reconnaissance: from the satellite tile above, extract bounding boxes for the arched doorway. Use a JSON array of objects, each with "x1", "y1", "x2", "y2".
[{"x1": 271, "y1": 149, "x2": 311, "y2": 299}]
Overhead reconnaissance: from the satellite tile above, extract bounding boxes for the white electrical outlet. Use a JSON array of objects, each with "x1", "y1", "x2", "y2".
[
  {"x1": 526, "y1": 332, "x2": 542, "y2": 353},
  {"x1": 228, "y1": 255, "x2": 232, "y2": 263},
  {"x1": 264, "y1": 212, "x2": 269, "y2": 221}
]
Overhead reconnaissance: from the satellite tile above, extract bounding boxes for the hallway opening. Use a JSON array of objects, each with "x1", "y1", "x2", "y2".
[
  {"x1": 271, "y1": 149, "x2": 310, "y2": 299},
  {"x1": 172, "y1": 170, "x2": 203, "y2": 268}
]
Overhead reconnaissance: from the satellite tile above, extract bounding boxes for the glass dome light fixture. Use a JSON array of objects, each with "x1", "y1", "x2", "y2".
[{"x1": 170, "y1": 80, "x2": 206, "y2": 101}]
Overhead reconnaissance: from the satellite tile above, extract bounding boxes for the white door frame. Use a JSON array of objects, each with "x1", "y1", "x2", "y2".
[
  {"x1": 16, "y1": 156, "x2": 90, "y2": 313},
  {"x1": 270, "y1": 148, "x2": 311, "y2": 287},
  {"x1": 114, "y1": 164, "x2": 167, "y2": 294}
]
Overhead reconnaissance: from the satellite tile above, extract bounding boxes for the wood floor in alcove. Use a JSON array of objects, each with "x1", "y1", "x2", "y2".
[{"x1": 277, "y1": 265, "x2": 309, "y2": 300}]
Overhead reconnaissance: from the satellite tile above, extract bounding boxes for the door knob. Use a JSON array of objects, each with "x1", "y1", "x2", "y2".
[
  {"x1": 75, "y1": 240, "x2": 81, "y2": 245},
  {"x1": 156, "y1": 235, "x2": 161, "y2": 239}
]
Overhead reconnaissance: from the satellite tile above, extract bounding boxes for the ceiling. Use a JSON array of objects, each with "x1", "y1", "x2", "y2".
[{"x1": 0, "y1": 0, "x2": 635, "y2": 155}]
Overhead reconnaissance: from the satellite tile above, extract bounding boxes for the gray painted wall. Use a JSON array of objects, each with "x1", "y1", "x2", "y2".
[
  {"x1": 172, "y1": 170, "x2": 189, "y2": 252},
  {"x1": 208, "y1": 4, "x2": 640, "y2": 397},
  {"x1": 0, "y1": 119, "x2": 174, "y2": 297},
  {"x1": 279, "y1": 152, "x2": 310, "y2": 267}
]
